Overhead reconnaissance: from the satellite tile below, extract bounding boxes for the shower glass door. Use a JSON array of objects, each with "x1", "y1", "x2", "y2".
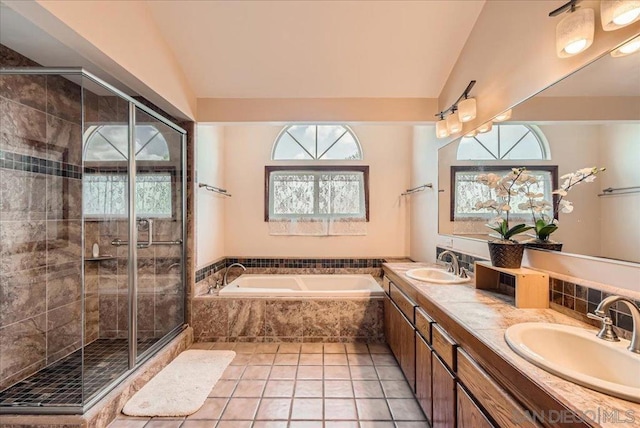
[{"x1": 133, "y1": 107, "x2": 185, "y2": 362}]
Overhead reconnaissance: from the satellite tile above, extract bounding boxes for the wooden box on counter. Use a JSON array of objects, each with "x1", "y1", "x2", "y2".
[{"x1": 474, "y1": 261, "x2": 549, "y2": 308}]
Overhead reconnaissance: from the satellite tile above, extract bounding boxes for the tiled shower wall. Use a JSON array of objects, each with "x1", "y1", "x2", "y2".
[{"x1": 0, "y1": 45, "x2": 85, "y2": 389}]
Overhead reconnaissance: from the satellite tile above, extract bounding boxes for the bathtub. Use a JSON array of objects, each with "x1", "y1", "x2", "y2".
[{"x1": 219, "y1": 274, "x2": 384, "y2": 297}]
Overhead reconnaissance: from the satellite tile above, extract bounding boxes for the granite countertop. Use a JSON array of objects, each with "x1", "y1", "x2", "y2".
[{"x1": 383, "y1": 262, "x2": 640, "y2": 428}]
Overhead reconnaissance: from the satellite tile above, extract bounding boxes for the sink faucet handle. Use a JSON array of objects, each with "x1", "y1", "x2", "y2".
[
  {"x1": 459, "y1": 267, "x2": 469, "y2": 279},
  {"x1": 587, "y1": 312, "x2": 619, "y2": 342}
]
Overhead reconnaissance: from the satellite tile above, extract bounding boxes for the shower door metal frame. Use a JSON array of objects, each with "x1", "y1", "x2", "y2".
[{"x1": 0, "y1": 67, "x2": 188, "y2": 415}]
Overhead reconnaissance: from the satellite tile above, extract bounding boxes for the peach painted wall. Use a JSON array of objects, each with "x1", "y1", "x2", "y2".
[
  {"x1": 195, "y1": 125, "x2": 226, "y2": 267},
  {"x1": 5, "y1": 0, "x2": 196, "y2": 119},
  {"x1": 223, "y1": 124, "x2": 412, "y2": 257}
]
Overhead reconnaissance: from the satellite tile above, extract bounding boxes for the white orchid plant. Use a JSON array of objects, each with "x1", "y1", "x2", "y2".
[
  {"x1": 519, "y1": 167, "x2": 605, "y2": 241},
  {"x1": 474, "y1": 167, "x2": 534, "y2": 241}
]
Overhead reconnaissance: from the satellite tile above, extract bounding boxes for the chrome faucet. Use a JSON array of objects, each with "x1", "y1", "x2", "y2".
[
  {"x1": 437, "y1": 250, "x2": 460, "y2": 276},
  {"x1": 588, "y1": 295, "x2": 640, "y2": 354},
  {"x1": 223, "y1": 263, "x2": 246, "y2": 287}
]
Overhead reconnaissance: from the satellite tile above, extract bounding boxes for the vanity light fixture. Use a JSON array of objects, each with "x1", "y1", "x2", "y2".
[
  {"x1": 464, "y1": 129, "x2": 478, "y2": 138},
  {"x1": 446, "y1": 107, "x2": 463, "y2": 134},
  {"x1": 477, "y1": 121, "x2": 493, "y2": 134},
  {"x1": 601, "y1": 0, "x2": 640, "y2": 30},
  {"x1": 434, "y1": 80, "x2": 476, "y2": 138},
  {"x1": 611, "y1": 35, "x2": 640, "y2": 56},
  {"x1": 550, "y1": 0, "x2": 595, "y2": 58},
  {"x1": 436, "y1": 113, "x2": 450, "y2": 138},
  {"x1": 493, "y1": 109, "x2": 513, "y2": 122}
]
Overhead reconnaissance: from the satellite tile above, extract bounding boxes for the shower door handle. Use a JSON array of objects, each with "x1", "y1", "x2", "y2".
[{"x1": 137, "y1": 218, "x2": 154, "y2": 249}]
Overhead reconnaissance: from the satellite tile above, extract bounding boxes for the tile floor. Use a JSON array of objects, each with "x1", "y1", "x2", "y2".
[{"x1": 108, "y1": 342, "x2": 427, "y2": 428}]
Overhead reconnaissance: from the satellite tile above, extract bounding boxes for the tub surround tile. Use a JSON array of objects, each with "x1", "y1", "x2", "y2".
[
  {"x1": 0, "y1": 266, "x2": 47, "y2": 327},
  {"x1": 266, "y1": 300, "x2": 303, "y2": 337},
  {"x1": 228, "y1": 299, "x2": 266, "y2": 337}
]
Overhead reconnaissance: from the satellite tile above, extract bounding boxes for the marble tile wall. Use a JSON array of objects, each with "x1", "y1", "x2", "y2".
[
  {"x1": 192, "y1": 297, "x2": 385, "y2": 343},
  {"x1": 0, "y1": 44, "x2": 84, "y2": 389}
]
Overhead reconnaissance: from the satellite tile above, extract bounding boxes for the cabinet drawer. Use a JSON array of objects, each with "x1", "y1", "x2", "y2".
[
  {"x1": 382, "y1": 275, "x2": 391, "y2": 295},
  {"x1": 415, "y1": 307, "x2": 433, "y2": 343},
  {"x1": 432, "y1": 324, "x2": 457, "y2": 371},
  {"x1": 390, "y1": 282, "x2": 416, "y2": 324},
  {"x1": 457, "y1": 349, "x2": 540, "y2": 428},
  {"x1": 457, "y1": 384, "x2": 495, "y2": 428}
]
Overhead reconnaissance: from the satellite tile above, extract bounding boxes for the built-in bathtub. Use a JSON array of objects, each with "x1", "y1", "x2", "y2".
[{"x1": 219, "y1": 274, "x2": 384, "y2": 297}]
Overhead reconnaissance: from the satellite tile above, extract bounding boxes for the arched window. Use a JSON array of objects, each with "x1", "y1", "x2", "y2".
[
  {"x1": 84, "y1": 125, "x2": 170, "y2": 161},
  {"x1": 272, "y1": 125, "x2": 362, "y2": 160},
  {"x1": 456, "y1": 124, "x2": 550, "y2": 160}
]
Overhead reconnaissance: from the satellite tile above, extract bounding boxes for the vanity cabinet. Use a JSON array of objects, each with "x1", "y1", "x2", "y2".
[
  {"x1": 416, "y1": 332, "x2": 433, "y2": 421},
  {"x1": 432, "y1": 352, "x2": 457, "y2": 428},
  {"x1": 384, "y1": 293, "x2": 416, "y2": 391},
  {"x1": 457, "y1": 384, "x2": 495, "y2": 428}
]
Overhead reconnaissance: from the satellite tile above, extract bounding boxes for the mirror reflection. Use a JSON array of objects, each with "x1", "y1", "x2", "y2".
[{"x1": 438, "y1": 47, "x2": 640, "y2": 264}]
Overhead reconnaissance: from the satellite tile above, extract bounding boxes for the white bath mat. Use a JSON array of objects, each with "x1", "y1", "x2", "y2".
[{"x1": 122, "y1": 349, "x2": 235, "y2": 417}]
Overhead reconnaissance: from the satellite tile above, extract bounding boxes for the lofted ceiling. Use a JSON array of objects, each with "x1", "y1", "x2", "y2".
[{"x1": 146, "y1": 0, "x2": 485, "y2": 99}]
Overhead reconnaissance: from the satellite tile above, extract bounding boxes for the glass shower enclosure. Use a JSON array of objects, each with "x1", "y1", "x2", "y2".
[{"x1": 0, "y1": 68, "x2": 186, "y2": 413}]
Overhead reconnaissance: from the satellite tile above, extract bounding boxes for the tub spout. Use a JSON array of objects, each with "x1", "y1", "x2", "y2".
[{"x1": 224, "y1": 263, "x2": 246, "y2": 287}]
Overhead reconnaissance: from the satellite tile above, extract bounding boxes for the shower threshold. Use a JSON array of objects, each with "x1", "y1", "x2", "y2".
[{"x1": 0, "y1": 338, "x2": 156, "y2": 409}]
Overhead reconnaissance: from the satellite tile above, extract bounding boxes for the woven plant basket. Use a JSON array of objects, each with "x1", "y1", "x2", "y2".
[
  {"x1": 488, "y1": 241, "x2": 525, "y2": 268},
  {"x1": 524, "y1": 239, "x2": 563, "y2": 252}
]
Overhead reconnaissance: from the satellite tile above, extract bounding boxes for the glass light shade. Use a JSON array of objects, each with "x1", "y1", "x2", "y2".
[
  {"x1": 611, "y1": 35, "x2": 640, "y2": 57},
  {"x1": 477, "y1": 121, "x2": 493, "y2": 134},
  {"x1": 464, "y1": 129, "x2": 478, "y2": 138},
  {"x1": 436, "y1": 119, "x2": 450, "y2": 138},
  {"x1": 457, "y1": 98, "x2": 477, "y2": 122},
  {"x1": 556, "y1": 8, "x2": 595, "y2": 58},
  {"x1": 446, "y1": 113, "x2": 462, "y2": 134},
  {"x1": 493, "y1": 109, "x2": 512, "y2": 122},
  {"x1": 601, "y1": 1, "x2": 640, "y2": 30}
]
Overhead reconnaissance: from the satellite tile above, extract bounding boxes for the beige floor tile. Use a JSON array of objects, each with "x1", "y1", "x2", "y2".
[
  {"x1": 323, "y1": 343, "x2": 346, "y2": 354},
  {"x1": 220, "y1": 365, "x2": 245, "y2": 380},
  {"x1": 381, "y1": 380, "x2": 414, "y2": 398},
  {"x1": 220, "y1": 397, "x2": 260, "y2": 420},
  {"x1": 288, "y1": 422, "x2": 323, "y2": 428},
  {"x1": 344, "y1": 343, "x2": 369, "y2": 354},
  {"x1": 249, "y1": 353, "x2": 276, "y2": 365},
  {"x1": 273, "y1": 353, "x2": 299, "y2": 365},
  {"x1": 208, "y1": 379, "x2": 237, "y2": 397},
  {"x1": 299, "y1": 353, "x2": 323, "y2": 365},
  {"x1": 232, "y1": 379, "x2": 266, "y2": 397},
  {"x1": 211, "y1": 343, "x2": 236, "y2": 350},
  {"x1": 350, "y1": 365, "x2": 379, "y2": 380},
  {"x1": 324, "y1": 398, "x2": 358, "y2": 420},
  {"x1": 375, "y1": 365, "x2": 405, "y2": 380},
  {"x1": 216, "y1": 421, "x2": 252, "y2": 428},
  {"x1": 296, "y1": 365, "x2": 323, "y2": 380},
  {"x1": 291, "y1": 398, "x2": 323, "y2": 420},
  {"x1": 230, "y1": 353, "x2": 251, "y2": 365},
  {"x1": 355, "y1": 399, "x2": 392, "y2": 420},
  {"x1": 263, "y1": 379, "x2": 295, "y2": 397},
  {"x1": 269, "y1": 365, "x2": 297, "y2": 379},
  {"x1": 387, "y1": 398, "x2": 426, "y2": 421},
  {"x1": 235, "y1": 343, "x2": 258, "y2": 353},
  {"x1": 294, "y1": 380, "x2": 323, "y2": 397},
  {"x1": 277, "y1": 343, "x2": 302, "y2": 353},
  {"x1": 241, "y1": 365, "x2": 271, "y2": 379},
  {"x1": 186, "y1": 398, "x2": 227, "y2": 420},
  {"x1": 252, "y1": 421, "x2": 289, "y2": 428},
  {"x1": 367, "y1": 343, "x2": 391, "y2": 354},
  {"x1": 255, "y1": 398, "x2": 292, "y2": 420},
  {"x1": 144, "y1": 420, "x2": 184, "y2": 428},
  {"x1": 371, "y1": 354, "x2": 397, "y2": 366},
  {"x1": 180, "y1": 421, "x2": 217, "y2": 428},
  {"x1": 324, "y1": 380, "x2": 354, "y2": 398},
  {"x1": 108, "y1": 420, "x2": 148, "y2": 428},
  {"x1": 189, "y1": 342, "x2": 214, "y2": 350},
  {"x1": 348, "y1": 353, "x2": 374, "y2": 366},
  {"x1": 324, "y1": 365, "x2": 351, "y2": 380},
  {"x1": 325, "y1": 422, "x2": 359, "y2": 428},
  {"x1": 323, "y1": 353, "x2": 348, "y2": 365},
  {"x1": 352, "y1": 380, "x2": 385, "y2": 398},
  {"x1": 394, "y1": 422, "x2": 431, "y2": 427},
  {"x1": 359, "y1": 422, "x2": 396, "y2": 428},
  {"x1": 255, "y1": 343, "x2": 280, "y2": 353},
  {"x1": 300, "y1": 343, "x2": 323, "y2": 353}
]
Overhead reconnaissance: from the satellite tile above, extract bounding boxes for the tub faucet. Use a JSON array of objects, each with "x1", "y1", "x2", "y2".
[
  {"x1": 588, "y1": 295, "x2": 640, "y2": 354},
  {"x1": 224, "y1": 263, "x2": 246, "y2": 287},
  {"x1": 437, "y1": 250, "x2": 460, "y2": 276}
]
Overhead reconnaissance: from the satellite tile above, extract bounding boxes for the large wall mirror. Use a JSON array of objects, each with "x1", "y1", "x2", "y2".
[{"x1": 438, "y1": 43, "x2": 640, "y2": 264}]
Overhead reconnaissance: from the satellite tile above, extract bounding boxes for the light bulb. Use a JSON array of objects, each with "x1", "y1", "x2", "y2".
[
  {"x1": 493, "y1": 109, "x2": 512, "y2": 122},
  {"x1": 477, "y1": 122, "x2": 493, "y2": 134},
  {"x1": 446, "y1": 113, "x2": 462, "y2": 134},
  {"x1": 464, "y1": 130, "x2": 478, "y2": 138},
  {"x1": 611, "y1": 36, "x2": 640, "y2": 57},
  {"x1": 436, "y1": 118, "x2": 450, "y2": 138},
  {"x1": 556, "y1": 8, "x2": 594, "y2": 57},
  {"x1": 457, "y1": 97, "x2": 477, "y2": 123},
  {"x1": 601, "y1": 1, "x2": 640, "y2": 30}
]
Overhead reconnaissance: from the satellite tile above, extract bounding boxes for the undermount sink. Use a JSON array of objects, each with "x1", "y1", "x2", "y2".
[
  {"x1": 505, "y1": 323, "x2": 640, "y2": 403},
  {"x1": 405, "y1": 268, "x2": 471, "y2": 284}
]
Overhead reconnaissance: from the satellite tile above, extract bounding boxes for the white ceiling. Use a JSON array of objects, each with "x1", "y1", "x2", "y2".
[{"x1": 146, "y1": 0, "x2": 485, "y2": 99}]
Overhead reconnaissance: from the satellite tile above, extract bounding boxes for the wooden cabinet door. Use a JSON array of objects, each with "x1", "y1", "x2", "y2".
[
  {"x1": 384, "y1": 296, "x2": 393, "y2": 353},
  {"x1": 416, "y1": 332, "x2": 433, "y2": 423},
  {"x1": 457, "y1": 384, "x2": 494, "y2": 428},
  {"x1": 432, "y1": 353, "x2": 456, "y2": 428},
  {"x1": 398, "y1": 309, "x2": 416, "y2": 391}
]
